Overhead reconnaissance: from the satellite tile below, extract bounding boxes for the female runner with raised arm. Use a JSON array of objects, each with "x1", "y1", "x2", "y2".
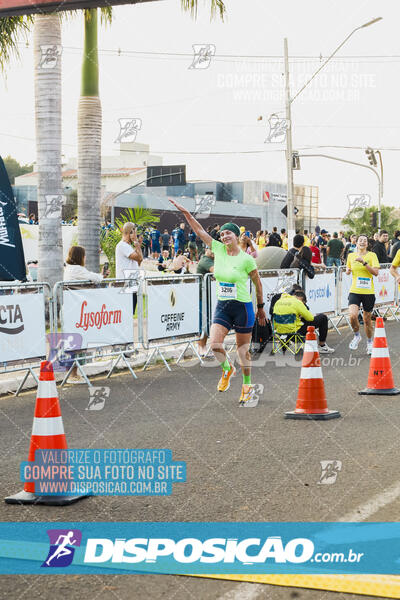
[{"x1": 169, "y1": 198, "x2": 267, "y2": 405}]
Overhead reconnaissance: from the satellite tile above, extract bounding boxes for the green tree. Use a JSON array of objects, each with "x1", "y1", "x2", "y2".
[
  {"x1": 342, "y1": 205, "x2": 400, "y2": 237},
  {"x1": 3, "y1": 155, "x2": 33, "y2": 183},
  {"x1": 100, "y1": 207, "x2": 159, "y2": 276}
]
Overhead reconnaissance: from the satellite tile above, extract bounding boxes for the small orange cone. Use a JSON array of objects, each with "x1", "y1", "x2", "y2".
[
  {"x1": 285, "y1": 327, "x2": 340, "y2": 420},
  {"x1": 359, "y1": 318, "x2": 400, "y2": 396},
  {"x1": 5, "y1": 361, "x2": 88, "y2": 505}
]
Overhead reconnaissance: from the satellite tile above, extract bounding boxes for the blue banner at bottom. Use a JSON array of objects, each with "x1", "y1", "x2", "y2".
[{"x1": 0, "y1": 522, "x2": 399, "y2": 574}]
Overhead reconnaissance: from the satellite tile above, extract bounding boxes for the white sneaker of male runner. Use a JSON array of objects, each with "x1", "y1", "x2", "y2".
[
  {"x1": 319, "y1": 344, "x2": 335, "y2": 354},
  {"x1": 349, "y1": 334, "x2": 361, "y2": 351},
  {"x1": 366, "y1": 340, "x2": 373, "y2": 355}
]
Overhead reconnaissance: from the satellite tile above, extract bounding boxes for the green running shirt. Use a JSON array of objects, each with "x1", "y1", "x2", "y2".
[{"x1": 212, "y1": 239, "x2": 257, "y2": 302}]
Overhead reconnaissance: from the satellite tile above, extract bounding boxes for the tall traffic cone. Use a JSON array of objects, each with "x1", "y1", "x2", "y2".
[
  {"x1": 5, "y1": 361, "x2": 88, "y2": 505},
  {"x1": 285, "y1": 327, "x2": 340, "y2": 420},
  {"x1": 359, "y1": 318, "x2": 400, "y2": 396}
]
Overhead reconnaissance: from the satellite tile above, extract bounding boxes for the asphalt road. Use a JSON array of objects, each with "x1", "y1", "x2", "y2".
[{"x1": 1, "y1": 320, "x2": 400, "y2": 600}]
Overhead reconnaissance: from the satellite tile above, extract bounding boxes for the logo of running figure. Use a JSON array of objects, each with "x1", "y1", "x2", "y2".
[
  {"x1": 347, "y1": 194, "x2": 371, "y2": 218},
  {"x1": 115, "y1": 118, "x2": 142, "y2": 143},
  {"x1": 265, "y1": 113, "x2": 290, "y2": 143},
  {"x1": 39, "y1": 45, "x2": 62, "y2": 69},
  {"x1": 194, "y1": 194, "x2": 216, "y2": 219},
  {"x1": 189, "y1": 44, "x2": 216, "y2": 69},
  {"x1": 42, "y1": 529, "x2": 82, "y2": 568},
  {"x1": 44, "y1": 195, "x2": 66, "y2": 219},
  {"x1": 86, "y1": 386, "x2": 110, "y2": 411},
  {"x1": 318, "y1": 460, "x2": 342, "y2": 485}
]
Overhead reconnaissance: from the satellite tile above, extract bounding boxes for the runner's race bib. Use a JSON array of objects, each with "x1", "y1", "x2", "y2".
[
  {"x1": 218, "y1": 282, "x2": 237, "y2": 299},
  {"x1": 357, "y1": 276, "x2": 372, "y2": 290}
]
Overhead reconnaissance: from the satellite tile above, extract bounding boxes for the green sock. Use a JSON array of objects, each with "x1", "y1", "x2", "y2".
[
  {"x1": 221, "y1": 358, "x2": 230, "y2": 372},
  {"x1": 243, "y1": 374, "x2": 251, "y2": 385}
]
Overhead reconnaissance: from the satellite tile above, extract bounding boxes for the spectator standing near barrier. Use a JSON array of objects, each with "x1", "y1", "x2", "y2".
[
  {"x1": 168, "y1": 197, "x2": 266, "y2": 406},
  {"x1": 343, "y1": 234, "x2": 357, "y2": 262},
  {"x1": 64, "y1": 245, "x2": 108, "y2": 383},
  {"x1": 268, "y1": 226, "x2": 282, "y2": 247},
  {"x1": 310, "y1": 237, "x2": 324, "y2": 266},
  {"x1": 211, "y1": 223, "x2": 221, "y2": 241},
  {"x1": 290, "y1": 246, "x2": 315, "y2": 279},
  {"x1": 373, "y1": 230, "x2": 391, "y2": 265},
  {"x1": 326, "y1": 232, "x2": 344, "y2": 267},
  {"x1": 150, "y1": 227, "x2": 161, "y2": 259},
  {"x1": 317, "y1": 230, "x2": 328, "y2": 264},
  {"x1": 188, "y1": 229, "x2": 198, "y2": 261},
  {"x1": 116, "y1": 222, "x2": 143, "y2": 315},
  {"x1": 240, "y1": 233, "x2": 258, "y2": 258},
  {"x1": 272, "y1": 289, "x2": 334, "y2": 352},
  {"x1": 280, "y1": 234, "x2": 304, "y2": 269},
  {"x1": 161, "y1": 229, "x2": 170, "y2": 255},
  {"x1": 177, "y1": 222, "x2": 186, "y2": 253},
  {"x1": 346, "y1": 234, "x2": 380, "y2": 354}
]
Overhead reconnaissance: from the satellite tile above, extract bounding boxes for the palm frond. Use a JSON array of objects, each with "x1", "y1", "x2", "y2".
[
  {"x1": 0, "y1": 15, "x2": 33, "y2": 73},
  {"x1": 181, "y1": 0, "x2": 226, "y2": 21}
]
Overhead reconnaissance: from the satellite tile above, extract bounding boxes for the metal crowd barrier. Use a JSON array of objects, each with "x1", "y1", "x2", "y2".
[
  {"x1": 52, "y1": 278, "x2": 140, "y2": 386},
  {"x1": 0, "y1": 281, "x2": 52, "y2": 395},
  {"x1": 137, "y1": 273, "x2": 204, "y2": 370}
]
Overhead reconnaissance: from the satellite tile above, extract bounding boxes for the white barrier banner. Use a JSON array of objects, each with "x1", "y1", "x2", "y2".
[
  {"x1": 374, "y1": 268, "x2": 396, "y2": 305},
  {"x1": 260, "y1": 272, "x2": 298, "y2": 316},
  {"x1": 147, "y1": 281, "x2": 200, "y2": 340},
  {"x1": 305, "y1": 271, "x2": 336, "y2": 314},
  {"x1": 62, "y1": 288, "x2": 133, "y2": 349},
  {"x1": 0, "y1": 293, "x2": 46, "y2": 362},
  {"x1": 341, "y1": 268, "x2": 395, "y2": 309}
]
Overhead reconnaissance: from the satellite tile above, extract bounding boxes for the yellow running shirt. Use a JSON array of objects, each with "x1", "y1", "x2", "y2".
[
  {"x1": 392, "y1": 249, "x2": 400, "y2": 289},
  {"x1": 346, "y1": 251, "x2": 379, "y2": 294}
]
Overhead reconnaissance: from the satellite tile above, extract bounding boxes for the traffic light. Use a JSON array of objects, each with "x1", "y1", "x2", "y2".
[
  {"x1": 365, "y1": 147, "x2": 377, "y2": 167},
  {"x1": 370, "y1": 211, "x2": 378, "y2": 228}
]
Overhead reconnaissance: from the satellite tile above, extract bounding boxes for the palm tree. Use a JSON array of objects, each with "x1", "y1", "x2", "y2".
[
  {"x1": 77, "y1": 8, "x2": 111, "y2": 273},
  {"x1": 34, "y1": 14, "x2": 64, "y2": 289},
  {"x1": 77, "y1": 0, "x2": 225, "y2": 274}
]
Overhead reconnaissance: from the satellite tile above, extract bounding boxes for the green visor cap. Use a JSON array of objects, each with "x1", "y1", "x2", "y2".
[{"x1": 220, "y1": 222, "x2": 241, "y2": 237}]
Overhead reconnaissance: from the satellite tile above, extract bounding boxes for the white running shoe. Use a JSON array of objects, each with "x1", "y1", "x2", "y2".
[
  {"x1": 349, "y1": 335, "x2": 361, "y2": 351},
  {"x1": 319, "y1": 344, "x2": 335, "y2": 353},
  {"x1": 367, "y1": 341, "x2": 373, "y2": 355}
]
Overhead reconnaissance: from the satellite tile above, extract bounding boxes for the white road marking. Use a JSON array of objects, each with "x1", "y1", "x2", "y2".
[
  {"x1": 339, "y1": 479, "x2": 400, "y2": 522},
  {"x1": 218, "y1": 583, "x2": 265, "y2": 600}
]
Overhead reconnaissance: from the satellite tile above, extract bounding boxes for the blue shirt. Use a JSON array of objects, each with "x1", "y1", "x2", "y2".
[
  {"x1": 188, "y1": 232, "x2": 196, "y2": 243},
  {"x1": 150, "y1": 230, "x2": 160, "y2": 243}
]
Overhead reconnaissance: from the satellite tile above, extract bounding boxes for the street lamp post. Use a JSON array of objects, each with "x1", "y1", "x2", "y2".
[{"x1": 284, "y1": 17, "x2": 382, "y2": 246}]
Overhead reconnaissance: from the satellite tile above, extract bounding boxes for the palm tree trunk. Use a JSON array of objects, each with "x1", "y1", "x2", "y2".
[
  {"x1": 34, "y1": 14, "x2": 63, "y2": 289},
  {"x1": 77, "y1": 8, "x2": 102, "y2": 274}
]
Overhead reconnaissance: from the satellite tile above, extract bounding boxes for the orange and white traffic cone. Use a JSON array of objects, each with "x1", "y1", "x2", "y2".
[
  {"x1": 359, "y1": 317, "x2": 400, "y2": 396},
  {"x1": 285, "y1": 326, "x2": 340, "y2": 420},
  {"x1": 5, "y1": 361, "x2": 88, "y2": 505}
]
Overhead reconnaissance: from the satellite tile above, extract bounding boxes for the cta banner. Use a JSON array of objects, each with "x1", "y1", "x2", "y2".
[
  {"x1": 305, "y1": 271, "x2": 336, "y2": 314},
  {"x1": 1, "y1": 522, "x2": 400, "y2": 574},
  {"x1": 62, "y1": 288, "x2": 133, "y2": 349},
  {"x1": 147, "y1": 281, "x2": 200, "y2": 341},
  {"x1": 0, "y1": 292, "x2": 46, "y2": 362}
]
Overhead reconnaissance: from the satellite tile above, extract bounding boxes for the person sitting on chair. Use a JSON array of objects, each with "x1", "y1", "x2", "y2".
[{"x1": 272, "y1": 289, "x2": 335, "y2": 353}]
